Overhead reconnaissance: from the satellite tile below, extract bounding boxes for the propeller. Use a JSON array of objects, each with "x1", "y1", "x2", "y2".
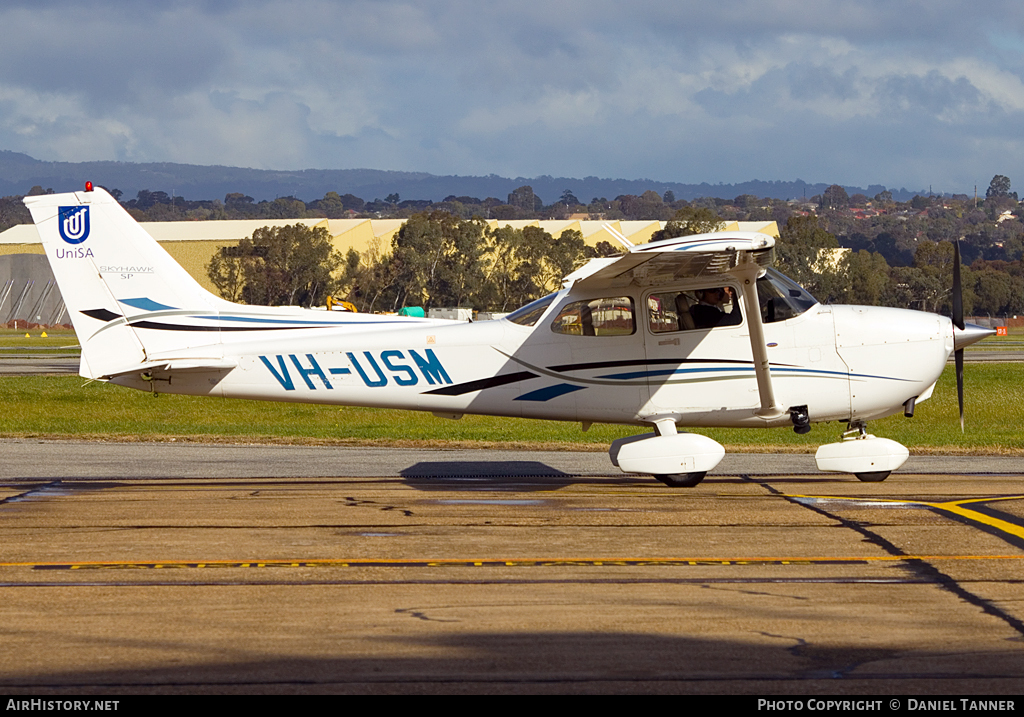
[
  {"x1": 952, "y1": 240, "x2": 965, "y2": 432},
  {"x1": 950, "y1": 240, "x2": 998, "y2": 431}
]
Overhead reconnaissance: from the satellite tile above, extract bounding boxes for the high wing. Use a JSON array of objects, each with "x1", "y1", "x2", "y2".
[
  {"x1": 564, "y1": 232, "x2": 784, "y2": 419},
  {"x1": 562, "y1": 233, "x2": 776, "y2": 291}
]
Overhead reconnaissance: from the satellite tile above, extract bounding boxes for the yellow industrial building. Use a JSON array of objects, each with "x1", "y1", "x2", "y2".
[{"x1": 0, "y1": 217, "x2": 779, "y2": 296}]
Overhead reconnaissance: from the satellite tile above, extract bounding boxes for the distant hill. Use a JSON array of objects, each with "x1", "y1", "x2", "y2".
[{"x1": 0, "y1": 150, "x2": 924, "y2": 204}]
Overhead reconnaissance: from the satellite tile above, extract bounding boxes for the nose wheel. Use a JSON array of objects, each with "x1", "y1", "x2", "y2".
[
  {"x1": 654, "y1": 472, "x2": 706, "y2": 487},
  {"x1": 855, "y1": 471, "x2": 891, "y2": 482}
]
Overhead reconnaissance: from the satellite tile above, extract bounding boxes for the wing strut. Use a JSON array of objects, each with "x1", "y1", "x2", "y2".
[{"x1": 728, "y1": 257, "x2": 784, "y2": 419}]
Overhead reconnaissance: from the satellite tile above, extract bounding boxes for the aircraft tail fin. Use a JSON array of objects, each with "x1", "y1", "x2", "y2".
[{"x1": 24, "y1": 187, "x2": 228, "y2": 378}]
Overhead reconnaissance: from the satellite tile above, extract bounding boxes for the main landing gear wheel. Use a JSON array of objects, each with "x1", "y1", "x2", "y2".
[
  {"x1": 654, "y1": 472, "x2": 706, "y2": 487},
  {"x1": 855, "y1": 471, "x2": 891, "y2": 482}
]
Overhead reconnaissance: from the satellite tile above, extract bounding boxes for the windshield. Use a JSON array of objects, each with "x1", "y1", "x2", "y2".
[
  {"x1": 756, "y1": 268, "x2": 818, "y2": 323},
  {"x1": 505, "y1": 293, "x2": 557, "y2": 326}
]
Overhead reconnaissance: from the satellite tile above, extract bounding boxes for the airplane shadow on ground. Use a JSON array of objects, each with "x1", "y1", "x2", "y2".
[
  {"x1": 394, "y1": 461, "x2": 804, "y2": 491},
  {"x1": 398, "y1": 460, "x2": 609, "y2": 491},
  {"x1": 2, "y1": 629, "x2": 1020, "y2": 694}
]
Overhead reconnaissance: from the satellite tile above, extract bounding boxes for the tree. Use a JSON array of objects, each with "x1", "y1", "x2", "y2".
[
  {"x1": 224, "y1": 193, "x2": 257, "y2": 218},
  {"x1": 309, "y1": 191, "x2": 361, "y2": 218},
  {"x1": 820, "y1": 184, "x2": 850, "y2": 211},
  {"x1": 207, "y1": 247, "x2": 249, "y2": 303},
  {"x1": 777, "y1": 215, "x2": 848, "y2": 301},
  {"x1": 206, "y1": 224, "x2": 341, "y2": 307},
  {"x1": 984, "y1": 175, "x2": 1018, "y2": 215},
  {"x1": 972, "y1": 267, "x2": 1014, "y2": 315},
  {"x1": 845, "y1": 250, "x2": 890, "y2": 305},
  {"x1": 559, "y1": 189, "x2": 580, "y2": 206},
  {"x1": 986, "y1": 175, "x2": 1013, "y2": 199},
  {"x1": 636, "y1": 190, "x2": 673, "y2": 220},
  {"x1": 886, "y1": 265, "x2": 948, "y2": 313},
  {"x1": 508, "y1": 185, "x2": 540, "y2": 213},
  {"x1": 489, "y1": 204, "x2": 517, "y2": 220},
  {"x1": 593, "y1": 240, "x2": 621, "y2": 257},
  {"x1": 545, "y1": 228, "x2": 589, "y2": 288},
  {"x1": 509, "y1": 186, "x2": 540, "y2": 211},
  {"x1": 261, "y1": 196, "x2": 307, "y2": 219},
  {"x1": 339, "y1": 193, "x2": 366, "y2": 212},
  {"x1": 385, "y1": 211, "x2": 487, "y2": 311},
  {"x1": 482, "y1": 225, "x2": 549, "y2": 311},
  {"x1": 480, "y1": 225, "x2": 591, "y2": 311},
  {"x1": 342, "y1": 234, "x2": 397, "y2": 312},
  {"x1": 334, "y1": 247, "x2": 364, "y2": 299},
  {"x1": 0, "y1": 195, "x2": 32, "y2": 232},
  {"x1": 734, "y1": 194, "x2": 759, "y2": 210},
  {"x1": 309, "y1": 191, "x2": 342, "y2": 218},
  {"x1": 617, "y1": 195, "x2": 641, "y2": 219},
  {"x1": 225, "y1": 192, "x2": 254, "y2": 205},
  {"x1": 908, "y1": 240, "x2": 976, "y2": 315},
  {"x1": 649, "y1": 206, "x2": 722, "y2": 242}
]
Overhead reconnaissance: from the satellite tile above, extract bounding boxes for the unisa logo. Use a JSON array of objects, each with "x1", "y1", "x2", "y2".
[{"x1": 58, "y1": 206, "x2": 90, "y2": 244}]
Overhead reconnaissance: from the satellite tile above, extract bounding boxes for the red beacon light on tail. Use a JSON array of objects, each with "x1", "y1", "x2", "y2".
[{"x1": 85, "y1": 181, "x2": 93, "y2": 192}]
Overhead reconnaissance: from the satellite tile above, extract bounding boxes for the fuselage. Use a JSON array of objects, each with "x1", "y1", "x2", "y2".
[{"x1": 113, "y1": 277, "x2": 954, "y2": 430}]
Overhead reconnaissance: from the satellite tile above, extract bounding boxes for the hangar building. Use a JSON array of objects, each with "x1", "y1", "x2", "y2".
[{"x1": 0, "y1": 217, "x2": 778, "y2": 325}]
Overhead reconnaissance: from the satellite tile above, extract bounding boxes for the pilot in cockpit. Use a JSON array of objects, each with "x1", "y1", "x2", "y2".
[{"x1": 690, "y1": 287, "x2": 742, "y2": 329}]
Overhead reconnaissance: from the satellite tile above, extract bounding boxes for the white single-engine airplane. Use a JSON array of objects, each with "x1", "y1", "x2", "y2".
[{"x1": 26, "y1": 185, "x2": 993, "y2": 486}]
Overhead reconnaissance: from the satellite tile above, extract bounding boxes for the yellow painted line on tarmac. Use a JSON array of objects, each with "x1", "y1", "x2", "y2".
[
  {"x1": 2, "y1": 555, "x2": 1024, "y2": 570},
  {"x1": 932, "y1": 502, "x2": 1024, "y2": 541},
  {"x1": 787, "y1": 493, "x2": 1024, "y2": 544}
]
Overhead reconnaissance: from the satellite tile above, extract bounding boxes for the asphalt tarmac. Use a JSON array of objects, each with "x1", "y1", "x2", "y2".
[
  {"x1": 2, "y1": 439, "x2": 1024, "y2": 694},
  {"x1": 0, "y1": 355, "x2": 80, "y2": 375}
]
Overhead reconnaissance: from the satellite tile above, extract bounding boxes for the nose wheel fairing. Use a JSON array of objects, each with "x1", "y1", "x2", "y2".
[{"x1": 815, "y1": 433, "x2": 909, "y2": 481}]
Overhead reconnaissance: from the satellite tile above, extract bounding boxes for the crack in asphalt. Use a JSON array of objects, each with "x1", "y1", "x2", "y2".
[
  {"x1": 342, "y1": 496, "x2": 414, "y2": 516},
  {"x1": 699, "y1": 583, "x2": 809, "y2": 601},
  {"x1": 394, "y1": 607, "x2": 460, "y2": 623}
]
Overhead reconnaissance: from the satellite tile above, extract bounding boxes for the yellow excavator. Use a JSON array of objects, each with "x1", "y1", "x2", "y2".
[{"x1": 325, "y1": 296, "x2": 358, "y2": 313}]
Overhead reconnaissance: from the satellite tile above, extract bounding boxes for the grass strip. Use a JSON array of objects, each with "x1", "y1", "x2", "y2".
[{"x1": 0, "y1": 363, "x2": 1020, "y2": 454}]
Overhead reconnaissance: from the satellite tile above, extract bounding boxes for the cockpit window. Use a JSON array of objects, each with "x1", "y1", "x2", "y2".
[
  {"x1": 756, "y1": 268, "x2": 818, "y2": 323},
  {"x1": 551, "y1": 297, "x2": 635, "y2": 336},
  {"x1": 506, "y1": 293, "x2": 556, "y2": 326},
  {"x1": 648, "y1": 286, "x2": 742, "y2": 333}
]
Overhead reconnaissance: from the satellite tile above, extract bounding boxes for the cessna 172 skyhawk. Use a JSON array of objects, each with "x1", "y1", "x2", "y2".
[{"x1": 25, "y1": 185, "x2": 993, "y2": 486}]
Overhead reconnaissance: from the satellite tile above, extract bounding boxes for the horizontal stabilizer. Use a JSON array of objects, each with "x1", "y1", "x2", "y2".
[{"x1": 100, "y1": 358, "x2": 238, "y2": 380}]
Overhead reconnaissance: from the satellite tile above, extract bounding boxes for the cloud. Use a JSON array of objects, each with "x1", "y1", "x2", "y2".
[{"x1": 0, "y1": 0, "x2": 1022, "y2": 191}]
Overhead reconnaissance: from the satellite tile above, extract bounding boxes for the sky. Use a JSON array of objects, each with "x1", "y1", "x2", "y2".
[{"x1": 2, "y1": 0, "x2": 1024, "y2": 194}]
